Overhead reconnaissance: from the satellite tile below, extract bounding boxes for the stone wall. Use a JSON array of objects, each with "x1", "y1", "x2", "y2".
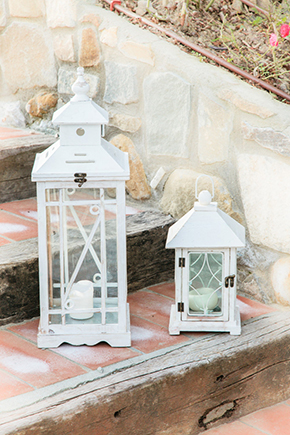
[{"x1": 1, "y1": 0, "x2": 290, "y2": 305}]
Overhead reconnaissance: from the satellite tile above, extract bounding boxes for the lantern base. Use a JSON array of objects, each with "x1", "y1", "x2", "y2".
[
  {"x1": 169, "y1": 305, "x2": 241, "y2": 335},
  {"x1": 37, "y1": 304, "x2": 131, "y2": 348}
]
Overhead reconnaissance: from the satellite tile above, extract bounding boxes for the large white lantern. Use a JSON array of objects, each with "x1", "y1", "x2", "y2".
[
  {"x1": 166, "y1": 176, "x2": 245, "y2": 336},
  {"x1": 32, "y1": 68, "x2": 131, "y2": 348}
]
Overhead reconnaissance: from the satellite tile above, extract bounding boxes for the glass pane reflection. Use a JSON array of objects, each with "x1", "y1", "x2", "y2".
[
  {"x1": 188, "y1": 252, "x2": 223, "y2": 316},
  {"x1": 46, "y1": 187, "x2": 119, "y2": 325}
]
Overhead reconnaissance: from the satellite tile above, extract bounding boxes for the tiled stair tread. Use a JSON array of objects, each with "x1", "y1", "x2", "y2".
[
  {"x1": 0, "y1": 203, "x2": 174, "y2": 289},
  {"x1": 0, "y1": 283, "x2": 278, "y2": 403},
  {"x1": 0, "y1": 197, "x2": 143, "y2": 263},
  {"x1": 0, "y1": 133, "x2": 54, "y2": 158},
  {"x1": 205, "y1": 402, "x2": 290, "y2": 435},
  {"x1": 0, "y1": 306, "x2": 289, "y2": 435},
  {"x1": 0, "y1": 127, "x2": 38, "y2": 141}
]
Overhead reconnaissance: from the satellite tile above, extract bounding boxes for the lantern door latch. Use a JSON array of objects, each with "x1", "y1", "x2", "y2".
[
  {"x1": 177, "y1": 302, "x2": 184, "y2": 312},
  {"x1": 74, "y1": 173, "x2": 87, "y2": 187},
  {"x1": 179, "y1": 257, "x2": 185, "y2": 268},
  {"x1": 225, "y1": 275, "x2": 235, "y2": 288}
]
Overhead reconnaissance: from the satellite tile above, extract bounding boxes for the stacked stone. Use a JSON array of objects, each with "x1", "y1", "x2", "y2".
[{"x1": 0, "y1": 1, "x2": 290, "y2": 305}]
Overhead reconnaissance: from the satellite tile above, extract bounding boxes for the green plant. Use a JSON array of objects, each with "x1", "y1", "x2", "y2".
[
  {"x1": 140, "y1": 0, "x2": 290, "y2": 95},
  {"x1": 251, "y1": 16, "x2": 264, "y2": 26}
]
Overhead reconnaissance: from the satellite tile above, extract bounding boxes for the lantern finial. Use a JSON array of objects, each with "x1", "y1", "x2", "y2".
[
  {"x1": 198, "y1": 190, "x2": 212, "y2": 206},
  {"x1": 71, "y1": 67, "x2": 90, "y2": 102},
  {"x1": 195, "y1": 175, "x2": 214, "y2": 202},
  {"x1": 195, "y1": 174, "x2": 214, "y2": 199}
]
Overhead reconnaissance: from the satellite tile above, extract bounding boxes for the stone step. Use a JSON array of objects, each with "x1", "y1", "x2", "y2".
[{"x1": 0, "y1": 210, "x2": 175, "y2": 325}]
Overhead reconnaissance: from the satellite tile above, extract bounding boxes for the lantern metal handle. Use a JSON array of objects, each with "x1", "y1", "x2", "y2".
[{"x1": 195, "y1": 175, "x2": 215, "y2": 200}]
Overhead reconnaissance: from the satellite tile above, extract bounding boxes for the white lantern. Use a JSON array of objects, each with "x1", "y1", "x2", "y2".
[
  {"x1": 166, "y1": 175, "x2": 245, "y2": 336},
  {"x1": 32, "y1": 68, "x2": 131, "y2": 348}
]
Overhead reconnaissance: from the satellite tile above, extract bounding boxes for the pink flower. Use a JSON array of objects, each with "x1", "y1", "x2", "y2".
[
  {"x1": 269, "y1": 33, "x2": 279, "y2": 47},
  {"x1": 280, "y1": 24, "x2": 290, "y2": 38}
]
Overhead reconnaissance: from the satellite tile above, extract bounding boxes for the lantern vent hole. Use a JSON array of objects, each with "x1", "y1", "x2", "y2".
[{"x1": 76, "y1": 127, "x2": 85, "y2": 136}]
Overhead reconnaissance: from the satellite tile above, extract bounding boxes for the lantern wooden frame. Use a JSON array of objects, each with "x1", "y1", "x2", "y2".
[
  {"x1": 166, "y1": 176, "x2": 245, "y2": 336},
  {"x1": 32, "y1": 68, "x2": 131, "y2": 348}
]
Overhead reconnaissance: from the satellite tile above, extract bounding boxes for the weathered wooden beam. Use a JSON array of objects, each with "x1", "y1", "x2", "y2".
[
  {"x1": 0, "y1": 211, "x2": 175, "y2": 324},
  {"x1": 126, "y1": 211, "x2": 175, "y2": 292},
  {"x1": 0, "y1": 134, "x2": 55, "y2": 203},
  {"x1": 1, "y1": 311, "x2": 290, "y2": 434}
]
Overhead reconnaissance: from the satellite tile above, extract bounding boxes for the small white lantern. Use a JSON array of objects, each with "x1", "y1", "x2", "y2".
[
  {"x1": 166, "y1": 175, "x2": 245, "y2": 336},
  {"x1": 32, "y1": 68, "x2": 131, "y2": 348}
]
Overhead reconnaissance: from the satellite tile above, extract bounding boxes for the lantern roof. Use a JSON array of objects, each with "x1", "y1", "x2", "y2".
[
  {"x1": 31, "y1": 138, "x2": 130, "y2": 181},
  {"x1": 52, "y1": 67, "x2": 108, "y2": 126},
  {"x1": 166, "y1": 200, "x2": 245, "y2": 249},
  {"x1": 53, "y1": 99, "x2": 108, "y2": 126},
  {"x1": 31, "y1": 67, "x2": 129, "y2": 182}
]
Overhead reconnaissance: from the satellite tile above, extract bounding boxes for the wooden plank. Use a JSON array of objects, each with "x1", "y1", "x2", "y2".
[
  {"x1": 126, "y1": 211, "x2": 175, "y2": 292},
  {"x1": 0, "y1": 135, "x2": 55, "y2": 203},
  {"x1": 0, "y1": 245, "x2": 39, "y2": 325},
  {"x1": 1, "y1": 311, "x2": 290, "y2": 434},
  {"x1": 0, "y1": 135, "x2": 55, "y2": 159}
]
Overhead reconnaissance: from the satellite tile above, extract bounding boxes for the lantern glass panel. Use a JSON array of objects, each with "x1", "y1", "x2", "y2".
[
  {"x1": 104, "y1": 198, "x2": 118, "y2": 324},
  {"x1": 46, "y1": 200, "x2": 61, "y2": 311},
  {"x1": 45, "y1": 187, "x2": 119, "y2": 325},
  {"x1": 188, "y1": 252, "x2": 223, "y2": 316}
]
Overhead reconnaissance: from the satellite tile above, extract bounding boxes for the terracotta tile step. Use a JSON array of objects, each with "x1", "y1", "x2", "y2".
[
  {"x1": 0, "y1": 282, "x2": 279, "y2": 407},
  {"x1": 203, "y1": 402, "x2": 290, "y2": 435},
  {"x1": 0, "y1": 305, "x2": 288, "y2": 435},
  {"x1": 0, "y1": 197, "x2": 142, "y2": 246},
  {"x1": 0, "y1": 127, "x2": 36, "y2": 140}
]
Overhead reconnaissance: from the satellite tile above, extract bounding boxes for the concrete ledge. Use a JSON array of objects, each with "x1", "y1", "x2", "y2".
[
  {"x1": 0, "y1": 311, "x2": 289, "y2": 434},
  {"x1": 0, "y1": 211, "x2": 175, "y2": 325},
  {"x1": 0, "y1": 134, "x2": 55, "y2": 203}
]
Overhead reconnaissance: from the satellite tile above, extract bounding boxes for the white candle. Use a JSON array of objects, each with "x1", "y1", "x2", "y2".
[
  {"x1": 189, "y1": 287, "x2": 218, "y2": 312},
  {"x1": 67, "y1": 280, "x2": 94, "y2": 320}
]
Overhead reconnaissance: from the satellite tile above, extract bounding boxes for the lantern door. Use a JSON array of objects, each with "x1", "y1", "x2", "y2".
[
  {"x1": 37, "y1": 181, "x2": 130, "y2": 348},
  {"x1": 181, "y1": 249, "x2": 230, "y2": 322}
]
